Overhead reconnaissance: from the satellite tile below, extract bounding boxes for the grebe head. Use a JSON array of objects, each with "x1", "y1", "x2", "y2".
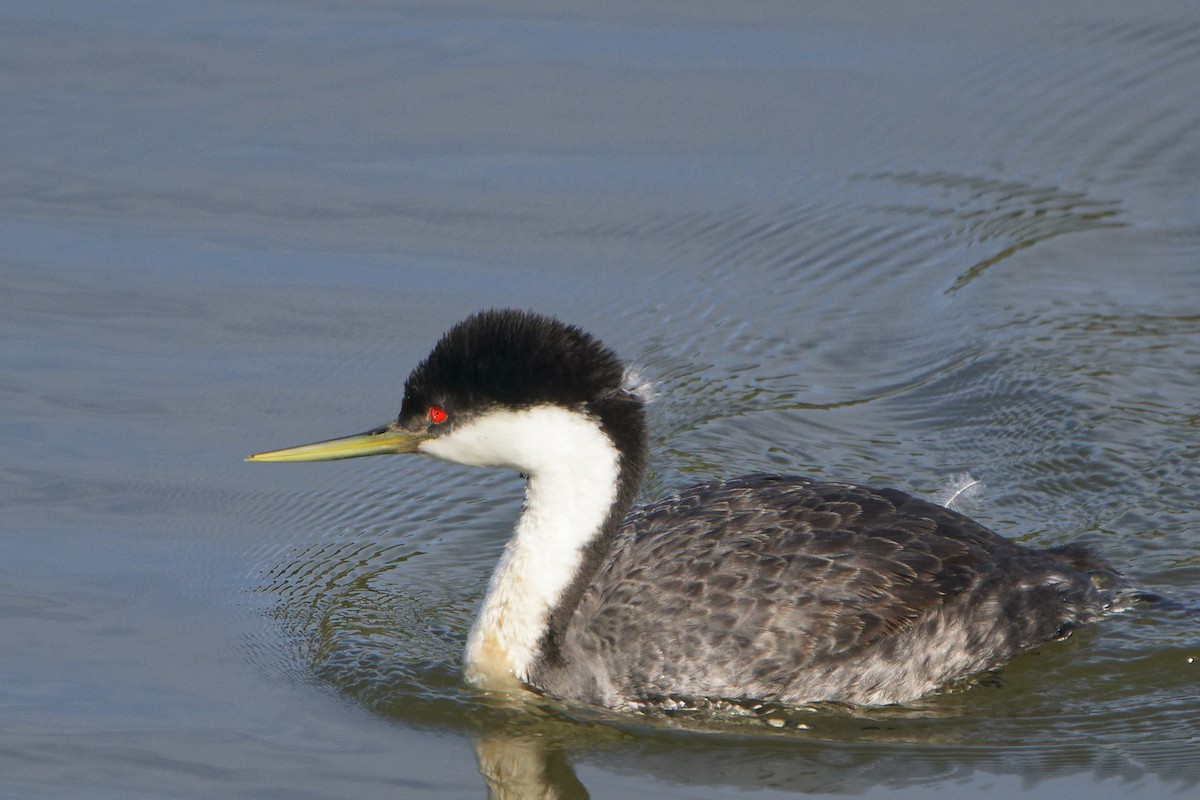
[
  {"x1": 250, "y1": 310, "x2": 653, "y2": 687},
  {"x1": 247, "y1": 309, "x2": 648, "y2": 478}
]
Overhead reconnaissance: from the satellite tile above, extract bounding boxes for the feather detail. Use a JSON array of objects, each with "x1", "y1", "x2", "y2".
[{"x1": 937, "y1": 472, "x2": 984, "y2": 512}]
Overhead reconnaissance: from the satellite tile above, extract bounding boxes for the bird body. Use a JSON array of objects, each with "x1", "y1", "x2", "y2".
[
  {"x1": 249, "y1": 309, "x2": 1128, "y2": 711},
  {"x1": 536, "y1": 475, "x2": 1112, "y2": 708}
]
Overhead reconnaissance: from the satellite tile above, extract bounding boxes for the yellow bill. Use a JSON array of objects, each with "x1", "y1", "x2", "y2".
[{"x1": 246, "y1": 425, "x2": 429, "y2": 462}]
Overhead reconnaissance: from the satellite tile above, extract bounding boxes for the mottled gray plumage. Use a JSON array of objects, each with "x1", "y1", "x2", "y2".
[{"x1": 533, "y1": 474, "x2": 1120, "y2": 709}]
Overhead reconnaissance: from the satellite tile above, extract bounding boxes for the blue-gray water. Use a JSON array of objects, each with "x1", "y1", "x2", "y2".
[{"x1": 3, "y1": 2, "x2": 1198, "y2": 798}]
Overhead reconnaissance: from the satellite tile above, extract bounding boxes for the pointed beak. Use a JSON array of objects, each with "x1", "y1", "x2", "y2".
[{"x1": 246, "y1": 424, "x2": 430, "y2": 463}]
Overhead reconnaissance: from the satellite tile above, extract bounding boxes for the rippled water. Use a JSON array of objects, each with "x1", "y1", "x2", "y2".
[{"x1": 3, "y1": 2, "x2": 1198, "y2": 798}]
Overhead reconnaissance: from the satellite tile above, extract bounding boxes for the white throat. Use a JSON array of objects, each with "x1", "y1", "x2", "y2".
[{"x1": 418, "y1": 405, "x2": 621, "y2": 688}]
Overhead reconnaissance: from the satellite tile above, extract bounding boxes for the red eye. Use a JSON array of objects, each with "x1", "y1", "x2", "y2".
[{"x1": 428, "y1": 406, "x2": 448, "y2": 424}]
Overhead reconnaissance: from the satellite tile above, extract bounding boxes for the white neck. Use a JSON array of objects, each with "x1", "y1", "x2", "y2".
[{"x1": 418, "y1": 405, "x2": 621, "y2": 688}]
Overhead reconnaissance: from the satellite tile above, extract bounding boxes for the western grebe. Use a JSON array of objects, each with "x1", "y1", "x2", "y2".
[{"x1": 249, "y1": 309, "x2": 1132, "y2": 709}]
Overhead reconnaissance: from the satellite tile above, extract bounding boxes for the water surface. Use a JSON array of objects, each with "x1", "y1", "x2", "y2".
[{"x1": 3, "y1": 1, "x2": 1198, "y2": 797}]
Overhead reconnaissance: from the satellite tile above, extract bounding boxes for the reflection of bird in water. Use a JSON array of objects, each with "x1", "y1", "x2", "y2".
[
  {"x1": 472, "y1": 734, "x2": 586, "y2": 800},
  {"x1": 249, "y1": 309, "x2": 1137, "y2": 710}
]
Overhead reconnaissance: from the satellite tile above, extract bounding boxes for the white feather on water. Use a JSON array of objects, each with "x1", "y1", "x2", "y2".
[
  {"x1": 937, "y1": 473, "x2": 984, "y2": 512},
  {"x1": 621, "y1": 366, "x2": 658, "y2": 403}
]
